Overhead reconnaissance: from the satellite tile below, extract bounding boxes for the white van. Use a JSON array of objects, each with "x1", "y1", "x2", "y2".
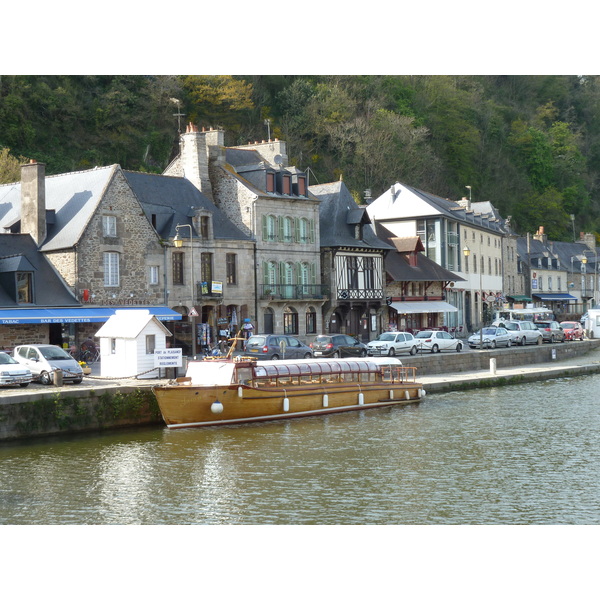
[
  {"x1": 13, "y1": 344, "x2": 83, "y2": 384},
  {"x1": 503, "y1": 320, "x2": 543, "y2": 346}
]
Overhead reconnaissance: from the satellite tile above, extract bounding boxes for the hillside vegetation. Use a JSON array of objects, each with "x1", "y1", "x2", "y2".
[{"x1": 2, "y1": 74, "x2": 600, "y2": 241}]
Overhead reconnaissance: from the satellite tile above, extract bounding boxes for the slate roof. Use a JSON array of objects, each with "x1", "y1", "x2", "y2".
[
  {"x1": 225, "y1": 148, "x2": 264, "y2": 168},
  {"x1": 372, "y1": 181, "x2": 507, "y2": 234},
  {"x1": 375, "y1": 223, "x2": 465, "y2": 283},
  {"x1": 517, "y1": 237, "x2": 597, "y2": 273},
  {"x1": 309, "y1": 181, "x2": 393, "y2": 251},
  {"x1": 0, "y1": 234, "x2": 79, "y2": 307},
  {"x1": 123, "y1": 171, "x2": 252, "y2": 242},
  {"x1": 0, "y1": 165, "x2": 117, "y2": 251}
]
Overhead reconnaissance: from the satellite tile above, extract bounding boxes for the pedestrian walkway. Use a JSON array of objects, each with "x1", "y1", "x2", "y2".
[{"x1": 420, "y1": 345, "x2": 600, "y2": 394}]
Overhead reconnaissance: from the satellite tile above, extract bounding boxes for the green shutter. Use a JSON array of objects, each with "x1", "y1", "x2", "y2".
[
  {"x1": 278, "y1": 216, "x2": 284, "y2": 242},
  {"x1": 262, "y1": 214, "x2": 268, "y2": 241}
]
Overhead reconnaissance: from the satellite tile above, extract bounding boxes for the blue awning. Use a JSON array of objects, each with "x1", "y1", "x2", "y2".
[
  {"x1": 532, "y1": 294, "x2": 577, "y2": 301},
  {"x1": 0, "y1": 307, "x2": 182, "y2": 325}
]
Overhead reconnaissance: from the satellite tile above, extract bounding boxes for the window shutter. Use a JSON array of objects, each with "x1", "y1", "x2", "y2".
[
  {"x1": 278, "y1": 216, "x2": 284, "y2": 242},
  {"x1": 262, "y1": 214, "x2": 268, "y2": 241},
  {"x1": 309, "y1": 219, "x2": 315, "y2": 243}
]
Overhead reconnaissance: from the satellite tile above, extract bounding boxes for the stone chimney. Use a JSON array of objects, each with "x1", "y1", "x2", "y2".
[
  {"x1": 179, "y1": 123, "x2": 224, "y2": 201},
  {"x1": 20, "y1": 159, "x2": 46, "y2": 245},
  {"x1": 533, "y1": 226, "x2": 547, "y2": 244},
  {"x1": 457, "y1": 196, "x2": 471, "y2": 210},
  {"x1": 580, "y1": 232, "x2": 597, "y2": 251}
]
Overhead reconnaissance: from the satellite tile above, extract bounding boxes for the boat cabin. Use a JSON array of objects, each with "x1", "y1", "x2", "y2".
[{"x1": 181, "y1": 357, "x2": 416, "y2": 388}]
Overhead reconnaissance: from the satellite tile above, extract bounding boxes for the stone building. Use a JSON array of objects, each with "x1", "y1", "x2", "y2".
[
  {"x1": 164, "y1": 124, "x2": 324, "y2": 341},
  {"x1": 0, "y1": 161, "x2": 181, "y2": 351}
]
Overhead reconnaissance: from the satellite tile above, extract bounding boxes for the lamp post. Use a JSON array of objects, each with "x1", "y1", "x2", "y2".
[
  {"x1": 465, "y1": 185, "x2": 472, "y2": 202},
  {"x1": 463, "y1": 245, "x2": 483, "y2": 348},
  {"x1": 173, "y1": 224, "x2": 196, "y2": 358},
  {"x1": 582, "y1": 256, "x2": 588, "y2": 306}
]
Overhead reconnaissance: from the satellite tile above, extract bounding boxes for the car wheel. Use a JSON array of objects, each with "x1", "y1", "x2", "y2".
[
  {"x1": 271, "y1": 354, "x2": 280, "y2": 360},
  {"x1": 490, "y1": 341, "x2": 496, "y2": 349},
  {"x1": 388, "y1": 347, "x2": 396, "y2": 357},
  {"x1": 19, "y1": 383, "x2": 29, "y2": 388},
  {"x1": 550, "y1": 335, "x2": 555, "y2": 343},
  {"x1": 537, "y1": 336, "x2": 543, "y2": 345},
  {"x1": 507, "y1": 339, "x2": 512, "y2": 347},
  {"x1": 333, "y1": 351, "x2": 340, "y2": 358},
  {"x1": 303, "y1": 353, "x2": 311, "y2": 359},
  {"x1": 561, "y1": 336, "x2": 565, "y2": 343},
  {"x1": 360, "y1": 349, "x2": 367, "y2": 357},
  {"x1": 456, "y1": 343, "x2": 462, "y2": 352},
  {"x1": 519, "y1": 336, "x2": 526, "y2": 346},
  {"x1": 409, "y1": 346, "x2": 417, "y2": 356},
  {"x1": 431, "y1": 344, "x2": 439, "y2": 353},
  {"x1": 40, "y1": 371, "x2": 52, "y2": 385}
]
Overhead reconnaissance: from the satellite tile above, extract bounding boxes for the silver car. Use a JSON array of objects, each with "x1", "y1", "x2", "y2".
[
  {"x1": 12, "y1": 344, "x2": 84, "y2": 384},
  {"x1": 366, "y1": 332, "x2": 418, "y2": 356},
  {"x1": 503, "y1": 320, "x2": 543, "y2": 346},
  {"x1": 468, "y1": 326, "x2": 512, "y2": 349}
]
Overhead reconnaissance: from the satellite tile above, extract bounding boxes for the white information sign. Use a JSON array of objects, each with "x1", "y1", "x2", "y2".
[{"x1": 154, "y1": 348, "x2": 183, "y2": 367}]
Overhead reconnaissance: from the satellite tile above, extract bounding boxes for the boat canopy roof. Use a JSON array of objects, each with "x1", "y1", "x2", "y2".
[{"x1": 253, "y1": 358, "x2": 402, "y2": 379}]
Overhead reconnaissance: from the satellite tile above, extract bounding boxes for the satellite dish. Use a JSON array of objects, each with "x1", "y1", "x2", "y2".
[{"x1": 274, "y1": 154, "x2": 283, "y2": 165}]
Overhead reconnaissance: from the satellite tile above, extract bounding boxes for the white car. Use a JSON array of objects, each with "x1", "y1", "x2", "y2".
[
  {"x1": 0, "y1": 351, "x2": 33, "y2": 387},
  {"x1": 12, "y1": 344, "x2": 84, "y2": 385},
  {"x1": 414, "y1": 330, "x2": 463, "y2": 353},
  {"x1": 366, "y1": 332, "x2": 419, "y2": 356}
]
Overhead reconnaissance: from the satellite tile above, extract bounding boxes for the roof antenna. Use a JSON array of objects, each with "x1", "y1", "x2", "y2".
[
  {"x1": 264, "y1": 118, "x2": 271, "y2": 141},
  {"x1": 170, "y1": 98, "x2": 186, "y2": 133}
]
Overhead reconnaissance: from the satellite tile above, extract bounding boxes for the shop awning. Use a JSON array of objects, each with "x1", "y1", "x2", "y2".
[
  {"x1": 0, "y1": 306, "x2": 183, "y2": 325},
  {"x1": 389, "y1": 301, "x2": 458, "y2": 314},
  {"x1": 531, "y1": 294, "x2": 577, "y2": 301},
  {"x1": 507, "y1": 295, "x2": 532, "y2": 302}
]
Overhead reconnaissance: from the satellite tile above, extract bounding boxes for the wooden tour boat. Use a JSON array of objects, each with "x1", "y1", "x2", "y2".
[{"x1": 152, "y1": 354, "x2": 425, "y2": 429}]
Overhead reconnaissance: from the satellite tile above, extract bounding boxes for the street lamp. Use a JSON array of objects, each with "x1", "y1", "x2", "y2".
[
  {"x1": 174, "y1": 223, "x2": 196, "y2": 358},
  {"x1": 465, "y1": 185, "x2": 472, "y2": 202},
  {"x1": 582, "y1": 256, "x2": 588, "y2": 302},
  {"x1": 463, "y1": 245, "x2": 483, "y2": 348}
]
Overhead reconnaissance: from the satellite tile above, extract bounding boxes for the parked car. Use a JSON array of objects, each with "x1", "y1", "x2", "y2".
[
  {"x1": 310, "y1": 334, "x2": 368, "y2": 358},
  {"x1": 12, "y1": 344, "x2": 84, "y2": 384},
  {"x1": 468, "y1": 326, "x2": 512, "y2": 349},
  {"x1": 534, "y1": 321, "x2": 566, "y2": 343},
  {"x1": 560, "y1": 321, "x2": 585, "y2": 341},
  {"x1": 503, "y1": 320, "x2": 543, "y2": 346},
  {"x1": 366, "y1": 332, "x2": 419, "y2": 356},
  {"x1": 242, "y1": 335, "x2": 313, "y2": 360},
  {"x1": 0, "y1": 351, "x2": 33, "y2": 387},
  {"x1": 414, "y1": 330, "x2": 463, "y2": 353}
]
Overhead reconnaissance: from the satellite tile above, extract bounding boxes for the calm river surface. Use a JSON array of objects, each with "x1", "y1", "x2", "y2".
[{"x1": 2, "y1": 374, "x2": 600, "y2": 525}]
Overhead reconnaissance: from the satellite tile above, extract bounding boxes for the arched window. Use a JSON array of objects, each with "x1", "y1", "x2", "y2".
[
  {"x1": 281, "y1": 262, "x2": 294, "y2": 299},
  {"x1": 283, "y1": 306, "x2": 298, "y2": 335}
]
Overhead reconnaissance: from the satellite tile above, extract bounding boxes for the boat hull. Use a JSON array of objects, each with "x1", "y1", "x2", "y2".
[{"x1": 153, "y1": 382, "x2": 423, "y2": 428}]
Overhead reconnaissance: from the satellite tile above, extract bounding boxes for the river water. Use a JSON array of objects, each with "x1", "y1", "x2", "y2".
[{"x1": 1, "y1": 374, "x2": 600, "y2": 526}]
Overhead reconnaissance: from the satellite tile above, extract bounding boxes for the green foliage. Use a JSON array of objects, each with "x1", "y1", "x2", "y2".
[{"x1": 4, "y1": 74, "x2": 600, "y2": 238}]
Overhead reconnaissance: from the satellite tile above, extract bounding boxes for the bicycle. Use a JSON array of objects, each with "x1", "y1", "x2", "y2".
[{"x1": 80, "y1": 348, "x2": 100, "y2": 364}]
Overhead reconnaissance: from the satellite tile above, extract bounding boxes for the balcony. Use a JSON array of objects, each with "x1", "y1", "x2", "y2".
[
  {"x1": 336, "y1": 288, "x2": 384, "y2": 300},
  {"x1": 260, "y1": 284, "x2": 327, "y2": 300}
]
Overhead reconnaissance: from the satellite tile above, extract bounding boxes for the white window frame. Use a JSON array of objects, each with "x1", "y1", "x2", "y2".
[
  {"x1": 149, "y1": 265, "x2": 159, "y2": 285},
  {"x1": 104, "y1": 251, "x2": 120, "y2": 287},
  {"x1": 102, "y1": 215, "x2": 117, "y2": 237}
]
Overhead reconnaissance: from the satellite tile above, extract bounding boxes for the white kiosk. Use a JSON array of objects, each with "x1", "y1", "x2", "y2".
[
  {"x1": 584, "y1": 308, "x2": 600, "y2": 339},
  {"x1": 95, "y1": 309, "x2": 172, "y2": 379}
]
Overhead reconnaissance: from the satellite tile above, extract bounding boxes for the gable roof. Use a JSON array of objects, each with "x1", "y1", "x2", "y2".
[
  {"x1": 375, "y1": 224, "x2": 465, "y2": 283},
  {"x1": 0, "y1": 234, "x2": 79, "y2": 307},
  {"x1": 0, "y1": 165, "x2": 117, "y2": 251},
  {"x1": 309, "y1": 180, "x2": 393, "y2": 251},
  {"x1": 95, "y1": 309, "x2": 172, "y2": 339},
  {"x1": 123, "y1": 171, "x2": 252, "y2": 242}
]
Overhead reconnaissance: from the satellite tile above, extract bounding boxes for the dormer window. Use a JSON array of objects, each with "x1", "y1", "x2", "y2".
[
  {"x1": 297, "y1": 176, "x2": 307, "y2": 196},
  {"x1": 282, "y1": 174, "x2": 291, "y2": 195},
  {"x1": 17, "y1": 272, "x2": 33, "y2": 304},
  {"x1": 266, "y1": 172, "x2": 275, "y2": 193}
]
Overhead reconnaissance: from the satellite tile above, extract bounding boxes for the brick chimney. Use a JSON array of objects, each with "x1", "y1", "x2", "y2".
[
  {"x1": 20, "y1": 159, "x2": 46, "y2": 245},
  {"x1": 533, "y1": 226, "x2": 547, "y2": 244}
]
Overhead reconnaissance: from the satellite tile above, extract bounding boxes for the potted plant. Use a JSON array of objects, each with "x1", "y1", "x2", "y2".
[{"x1": 79, "y1": 361, "x2": 91, "y2": 375}]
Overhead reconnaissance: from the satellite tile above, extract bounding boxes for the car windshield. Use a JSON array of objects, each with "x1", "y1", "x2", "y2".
[
  {"x1": 482, "y1": 328, "x2": 498, "y2": 335},
  {"x1": 378, "y1": 333, "x2": 396, "y2": 341},
  {"x1": 0, "y1": 353, "x2": 17, "y2": 364},
  {"x1": 39, "y1": 346, "x2": 71, "y2": 360},
  {"x1": 504, "y1": 323, "x2": 518, "y2": 330},
  {"x1": 247, "y1": 337, "x2": 266, "y2": 345},
  {"x1": 561, "y1": 322, "x2": 577, "y2": 328},
  {"x1": 314, "y1": 336, "x2": 332, "y2": 343},
  {"x1": 415, "y1": 331, "x2": 433, "y2": 338}
]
